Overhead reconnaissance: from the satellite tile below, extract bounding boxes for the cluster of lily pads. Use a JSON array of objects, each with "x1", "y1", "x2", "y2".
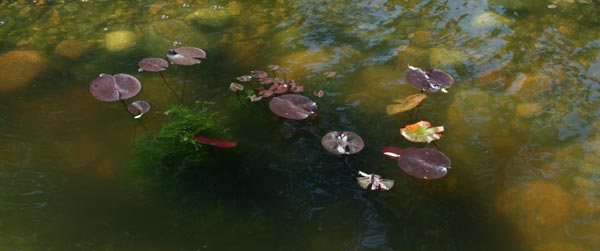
[
  {"x1": 89, "y1": 45, "x2": 456, "y2": 192},
  {"x1": 224, "y1": 64, "x2": 455, "y2": 191},
  {"x1": 89, "y1": 46, "x2": 211, "y2": 136}
]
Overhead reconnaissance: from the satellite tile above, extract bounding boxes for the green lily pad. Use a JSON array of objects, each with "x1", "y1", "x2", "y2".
[
  {"x1": 386, "y1": 93, "x2": 427, "y2": 115},
  {"x1": 400, "y1": 120, "x2": 444, "y2": 143}
]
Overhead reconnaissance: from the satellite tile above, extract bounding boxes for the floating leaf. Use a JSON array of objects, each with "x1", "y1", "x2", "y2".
[
  {"x1": 236, "y1": 75, "x2": 252, "y2": 82},
  {"x1": 400, "y1": 121, "x2": 444, "y2": 143},
  {"x1": 167, "y1": 47, "x2": 206, "y2": 66},
  {"x1": 89, "y1": 73, "x2": 142, "y2": 102},
  {"x1": 386, "y1": 93, "x2": 427, "y2": 115},
  {"x1": 194, "y1": 134, "x2": 237, "y2": 148},
  {"x1": 357, "y1": 171, "x2": 394, "y2": 191},
  {"x1": 268, "y1": 94, "x2": 317, "y2": 120},
  {"x1": 251, "y1": 70, "x2": 268, "y2": 78},
  {"x1": 128, "y1": 100, "x2": 151, "y2": 119},
  {"x1": 395, "y1": 147, "x2": 451, "y2": 179},
  {"x1": 229, "y1": 82, "x2": 244, "y2": 92},
  {"x1": 406, "y1": 65, "x2": 454, "y2": 93},
  {"x1": 138, "y1": 57, "x2": 168, "y2": 72},
  {"x1": 321, "y1": 131, "x2": 364, "y2": 155}
]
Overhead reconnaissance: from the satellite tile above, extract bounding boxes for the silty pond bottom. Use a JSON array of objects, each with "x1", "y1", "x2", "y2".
[{"x1": 1, "y1": 0, "x2": 600, "y2": 250}]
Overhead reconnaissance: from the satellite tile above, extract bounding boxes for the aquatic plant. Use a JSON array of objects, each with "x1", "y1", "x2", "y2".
[
  {"x1": 386, "y1": 93, "x2": 427, "y2": 115},
  {"x1": 138, "y1": 57, "x2": 179, "y2": 100},
  {"x1": 400, "y1": 120, "x2": 444, "y2": 143},
  {"x1": 89, "y1": 73, "x2": 141, "y2": 102},
  {"x1": 167, "y1": 46, "x2": 207, "y2": 103},
  {"x1": 321, "y1": 131, "x2": 365, "y2": 155},
  {"x1": 381, "y1": 146, "x2": 451, "y2": 179},
  {"x1": 356, "y1": 171, "x2": 394, "y2": 191},
  {"x1": 406, "y1": 65, "x2": 454, "y2": 93},
  {"x1": 268, "y1": 94, "x2": 317, "y2": 120},
  {"x1": 128, "y1": 101, "x2": 233, "y2": 194},
  {"x1": 194, "y1": 134, "x2": 237, "y2": 148},
  {"x1": 127, "y1": 100, "x2": 151, "y2": 119},
  {"x1": 89, "y1": 73, "x2": 148, "y2": 130}
]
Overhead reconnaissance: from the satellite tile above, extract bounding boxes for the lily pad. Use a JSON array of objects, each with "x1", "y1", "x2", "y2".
[
  {"x1": 89, "y1": 73, "x2": 142, "y2": 102},
  {"x1": 167, "y1": 47, "x2": 206, "y2": 66},
  {"x1": 406, "y1": 65, "x2": 454, "y2": 92},
  {"x1": 386, "y1": 93, "x2": 427, "y2": 115},
  {"x1": 268, "y1": 94, "x2": 317, "y2": 120},
  {"x1": 357, "y1": 171, "x2": 394, "y2": 191},
  {"x1": 321, "y1": 131, "x2": 364, "y2": 155},
  {"x1": 396, "y1": 147, "x2": 451, "y2": 179},
  {"x1": 127, "y1": 100, "x2": 151, "y2": 119},
  {"x1": 138, "y1": 57, "x2": 168, "y2": 72},
  {"x1": 400, "y1": 121, "x2": 444, "y2": 143},
  {"x1": 194, "y1": 134, "x2": 237, "y2": 148}
]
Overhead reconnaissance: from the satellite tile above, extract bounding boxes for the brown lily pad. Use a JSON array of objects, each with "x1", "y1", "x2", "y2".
[{"x1": 386, "y1": 93, "x2": 427, "y2": 115}]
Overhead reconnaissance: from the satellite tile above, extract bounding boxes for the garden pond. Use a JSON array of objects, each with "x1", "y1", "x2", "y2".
[{"x1": 1, "y1": 0, "x2": 600, "y2": 250}]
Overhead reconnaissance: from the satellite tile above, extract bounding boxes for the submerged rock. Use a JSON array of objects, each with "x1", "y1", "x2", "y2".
[
  {"x1": 185, "y1": 2, "x2": 241, "y2": 28},
  {"x1": 0, "y1": 50, "x2": 48, "y2": 92},
  {"x1": 55, "y1": 39, "x2": 94, "y2": 59},
  {"x1": 429, "y1": 47, "x2": 468, "y2": 68},
  {"x1": 105, "y1": 30, "x2": 137, "y2": 51},
  {"x1": 496, "y1": 181, "x2": 574, "y2": 242}
]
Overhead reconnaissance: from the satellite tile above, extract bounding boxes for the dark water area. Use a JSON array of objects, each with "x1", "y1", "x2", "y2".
[{"x1": 1, "y1": 0, "x2": 600, "y2": 250}]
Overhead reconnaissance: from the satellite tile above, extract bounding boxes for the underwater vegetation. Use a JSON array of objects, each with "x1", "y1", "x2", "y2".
[{"x1": 88, "y1": 47, "x2": 458, "y2": 197}]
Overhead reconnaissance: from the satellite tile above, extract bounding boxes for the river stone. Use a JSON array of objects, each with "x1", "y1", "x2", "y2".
[
  {"x1": 279, "y1": 49, "x2": 334, "y2": 80},
  {"x1": 469, "y1": 11, "x2": 511, "y2": 32},
  {"x1": 55, "y1": 39, "x2": 93, "y2": 59},
  {"x1": 0, "y1": 50, "x2": 48, "y2": 92},
  {"x1": 505, "y1": 73, "x2": 552, "y2": 100},
  {"x1": 429, "y1": 47, "x2": 468, "y2": 67},
  {"x1": 447, "y1": 89, "x2": 495, "y2": 136},
  {"x1": 184, "y1": 2, "x2": 241, "y2": 28},
  {"x1": 105, "y1": 30, "x2": 137, "y2": 51},
  {"x1": 496, "y1": 181, "x2": 574, "y2": 242},
  {"x1": 141, "y1": 20, "x2": 210, "y2": 51},
  {"x1": 515, "y1": 102, "x2": 543, "y2": 118}
]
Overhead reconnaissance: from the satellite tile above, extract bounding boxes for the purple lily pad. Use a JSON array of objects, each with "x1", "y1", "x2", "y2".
[
  {"x1": 138, "y1": 57, "x2": 168, "y2": 72},
  {"x1": 89, "y1": 73, "x2": 142, "y2": 102},
  {"x1": 167, "y1": 47, "x2": 206, "y2": 66},
  {"x1": 268, "y1": 94, "x2": 317, "y2": 120},
  {"x1": 128, "y1": 100, "x2": 151, "y2": 118},
  {"x1": 396, "y1": 147, "x2": 451, "y2": 179},
  {"x1": 321, "y1": 131, "x2": 364, "y2": 155},
  {"x1": 406, "y1": 65, "x2": 454, "y2": 93},
  {"x1": 251, "y1": 70, "x2": 268, "y2": 78}
]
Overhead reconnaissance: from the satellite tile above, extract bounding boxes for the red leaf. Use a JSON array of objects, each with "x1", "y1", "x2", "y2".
[
  {"x1": 194, "y1": 134, "x2": 237, "y2": 148},
  {"x1": 381, "y1": 146, "x2": 405, "y2": 159}
]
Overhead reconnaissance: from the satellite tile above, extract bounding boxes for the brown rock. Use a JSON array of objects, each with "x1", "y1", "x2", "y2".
[
  {"x1": 0, "y1": 50, "x2": 48, "y2": 92},
  {"x1": 55, "y1": 39, "x2": 93, "y2": 59}
]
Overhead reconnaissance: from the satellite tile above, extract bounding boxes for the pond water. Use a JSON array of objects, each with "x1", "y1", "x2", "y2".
[{"x1": 1, "y1": 0, "x2": 600, "y2": 250}]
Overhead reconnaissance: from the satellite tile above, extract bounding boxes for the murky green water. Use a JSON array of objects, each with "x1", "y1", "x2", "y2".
[{"x1": 1, "y1": 0, "x2": 600, "y2": 250}]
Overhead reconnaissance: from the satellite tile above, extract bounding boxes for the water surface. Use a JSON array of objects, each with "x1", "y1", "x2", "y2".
[{"x1": 1, "y1": 1, "x2": 600, "y2": 250}]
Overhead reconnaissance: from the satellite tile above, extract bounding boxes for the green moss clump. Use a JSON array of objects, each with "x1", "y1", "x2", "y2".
[{"x1": 128, "y1": 101, "x2": 236, "y2": 200}]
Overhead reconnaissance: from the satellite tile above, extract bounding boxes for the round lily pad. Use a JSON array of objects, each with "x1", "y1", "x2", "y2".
[
  {"x1": 321, "y1": 131, "x2": 364, "y2": 155},
  {"x1": 268, "y1": 94, "x2": 317, "y2": 120},
  {"x1": 138, "y1": 57, "x2": 168, "y2": 72},
  {"x1": 89, "y1": 73, "x2": 142, "y2": 102},
  {"x1": 406, "y1": 65, "x2": 454, "y2": 92},
  {"x1": 400, "y1": 120, "x2": 444, "y2": 143},
  {"x1": 167, "y1": 47, "x2": 206, "y2": 66},
  {"x1": 397, "y1": 147, "x2": 451, "y2": 179},
  {"x1": 127, "y1": 100, "x2": 151, "y2": 119}
]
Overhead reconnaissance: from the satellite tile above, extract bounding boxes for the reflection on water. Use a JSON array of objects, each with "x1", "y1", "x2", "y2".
[{"x1": 1, "y1": 0, "x2": 600, "y2": 250}]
